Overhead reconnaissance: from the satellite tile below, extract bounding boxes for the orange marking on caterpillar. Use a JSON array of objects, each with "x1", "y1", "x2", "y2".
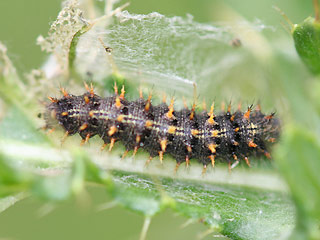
[
  {"x1": 145, "y1": 93, "x2": 152, "y2": 112},
  {"x1": 115, "y1": 96, "x2": 122, "y2": 109},
  {"x1": 60, "y1": 87, "x2": 69, "y2": 98},
  {"x1": 120, "y1": 85, "x2": 125, "y2": 99},
  {"x1": 207, "y1": 102, "x2": 216, "y2": 125},
  {"x1": 166, "y1": 98, "x2": 175, "y2": 119},
  {"x1": 190, "y1": 103, "x2": 196, "y2": 120},
  {"x1": 244, "y1": 107, "x2": 251, "y2": 119},
  {"x1": 136, "y1": 135, "x2": 141, "y2": 143},
  {"x1": 108, "y1": 126, "x2": 117, "y2": 136},
  {"x1": 114, "y1": 82, "x2": 118, "y2": 95},
  {"x1": 187, "y1": 146, "x2": 192, "y2": 152},
  {"x1": 48, "y1": 96, "x2": 58, "y2": 103},
  {"x1": 265, "y1": 113, "x2": 275, "y2": 120},
  {"x1": 211, "y1": 130, "x2": 219, "y2": 137},
  {"x1": 227, "y1": 103, "x2": 231, "y2": 113},
  {"x1": 191, "y1": 129, "x2": 199, "y2": 136},
  {"x1": 117, "y1": 114, "x2": 124, "y2": 122},
  {"x1": 168, "y1": 125, "x2": 177, "y2": 134},
  {"x1": 209, "y1": 155, "x2": 215, "y2": 168},
  {"x1": 79, "y1": 123, "x2": 88, "y2": 131},
  {"x1": 89, "y1": 111, "x2": 94, "y2": 117},
  {"x1": 84, "y1": 95, "x2": 90, "y2": 104},
  {"x1": 160, "y1": 139, "x2": 167, "y2": 152},
  {"x1": 208, "y1": 143, "x2": 216, "y2": 153},
  {"x1": 84, "y1": 82, "x2": 94, "y2": 96},
  {"x1": 248, "y1": 140, "x2": 257, "y2": 148},
  {"x1": 145, "y1": 120, "x2": 153, "y2": 127}
]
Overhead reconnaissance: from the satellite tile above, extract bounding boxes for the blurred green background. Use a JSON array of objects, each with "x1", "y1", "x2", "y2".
[
  {"x1": 0, "y1": 0, "x2": 315, "y2": 239},
  {"x1": 0, "y1": 0, "x2": 315, "y2": 72}
]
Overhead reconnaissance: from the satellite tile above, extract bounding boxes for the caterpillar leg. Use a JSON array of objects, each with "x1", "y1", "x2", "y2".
[
  {"x1": 185, "y1": 156, "x2": 190, "y2": 169},
  {"x1": 80, "y1": 133, "x2": 91, "y2": 146},
  {"x1": 46, "y1": 128, "x2": 55, "y2": 134},
  {"x1": 174, "y1": 162, "x2": 181, "y2": 175},
  {"x1": 109, "y1": 138, "x2": 116, "y2": 152},
  {"x1": 145, "y1": 156, "x2": 153, "y2": 167},
  {"x1": 231, "y1": 160, "x2": 240, "y2": 169},
  {"x1": 100, "y1": 143, "x2": 108, "y2": 151},
  {"x1": 121, "y1": 149, "x2": 129, "y2": 160},
  {"x1": 201, "y1": 165, "x2": 207, "y2": 176},
  {"x1": 244, "y1": 156, "x2": 251, "y2": 167},
  {"x1": 61, "y1": 131, "x2": 69, "y2": 145}
]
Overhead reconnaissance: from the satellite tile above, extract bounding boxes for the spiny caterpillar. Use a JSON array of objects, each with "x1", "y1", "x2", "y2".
[{"x1": 45, "y1": 83, "x2": 280, "y2": 173}]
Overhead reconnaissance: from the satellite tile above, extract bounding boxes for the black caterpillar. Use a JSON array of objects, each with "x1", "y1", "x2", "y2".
[{"x1": 45, "y1": 84, "x2": 280, "y2": 172}]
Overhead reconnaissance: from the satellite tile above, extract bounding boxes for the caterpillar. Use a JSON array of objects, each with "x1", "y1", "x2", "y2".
[{"x1": 45, "y1": 83, "x2": 280, "y2": 173}]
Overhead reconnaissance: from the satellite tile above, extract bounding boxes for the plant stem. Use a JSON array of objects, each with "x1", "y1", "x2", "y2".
[
  {"x1": 139, "y1": 217, "x2": 151, "y2": 240},
  {"x1": 314, "y1": 0, "x2": 320, "y2": 22}
]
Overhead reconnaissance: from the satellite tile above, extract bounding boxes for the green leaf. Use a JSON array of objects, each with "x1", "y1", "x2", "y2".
[
  {"x1": 0, "y1": 154, "x2": 32, "y2": 197},
  {"x1": 275, "y1": 125, "x2": 320, "y2": 240},
  {"x1": 32, "y1": 174, "x2": 72, "y2": 201},
  {"x1": 0, "y1": 42, "x2": 29, "y2": 106},
  {"x1": 292, "y1": 17, "x2": 320, "y2": 75},
  {"x1": 0, "y1": 106, "x2": 50, "y2": 145},
  {"x1": 70, "y1": 149, "x2": 113, "y2": 194},
  {"x1": 111, "y1": 171, "x2": 294, "y2": 240},
  {"x1": 0, "y1": 193, "x2": 28, "y2": 213}
]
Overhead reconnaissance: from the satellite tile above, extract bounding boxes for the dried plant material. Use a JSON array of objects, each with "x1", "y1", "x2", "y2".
[{"x1": 37, "y1": 0, "x2": 88, "y2": 72}]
